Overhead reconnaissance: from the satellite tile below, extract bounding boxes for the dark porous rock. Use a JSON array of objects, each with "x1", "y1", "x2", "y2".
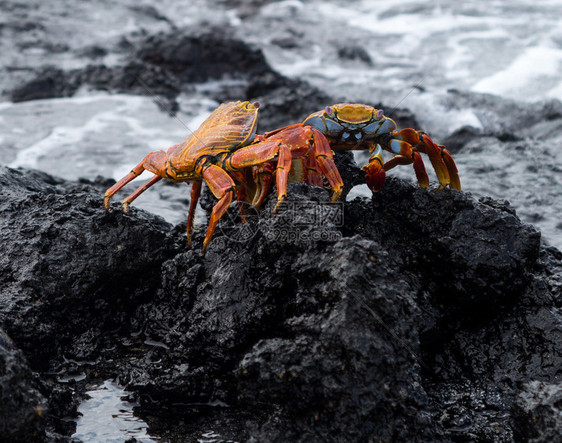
[
  {"x1": 73, "y1": 61, "x2": 184, "y2": 112},
  {"x1": 0, "y1": 166, "x2": 176, "y2": 368},
  {"x1": 441, "y1": 124, "x2": 484, "y2": 153},
  {"x1": 136, "y1": 28, "x2": 274, "y2": 83},
  {"x1": 7, "y1": 66, "x2": 79, "y2": 102},
  {"x1": 0, "y1": 328, "x2": 46, "y2": 442},
  {"x1": 513, "y1": 381, "x2": 562, "y2": 442},
  {"x1": 4, "y1": 27, "x2": 271, "y2": 107},
  {"x1": 119, "y1": 177, "x2": 555, "y2": 441},
  {"x1": 345, "y1": 178, "x2": 541, "y2": 312},
  {"x1": 337, "y1": 45, "x2": 373, "y2": 65},
  {"x1": 76, "y1": 45, "x2": 108, "y2": 59},
  {"x1": 0, "y1": 164, "x2": 560, "y2": 441},
  {"x1": 0, "y1": 166, "x2": 176, "y2": 436}
]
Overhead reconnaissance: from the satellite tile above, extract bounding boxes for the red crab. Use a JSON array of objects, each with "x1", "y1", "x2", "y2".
[
  {"x1": 245, "y1": 103, "x2": 460, "y2": 206},
  {"x1": 104, "y1": 101, "x2": 343, "y2": 252}
]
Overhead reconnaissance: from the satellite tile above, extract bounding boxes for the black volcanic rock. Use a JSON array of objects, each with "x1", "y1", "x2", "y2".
[
  {"x1": 5, "y1": 27, "x2": 273, "y2": 108},
  {"x1": 7, "y1": 66, "x2": 80, "y2": 102},
  {"x1": 0, "y1": 328, "x2": 46, "y2": 442},
  {"x1": 0, "y1": 166, "x2": 560, "y2": 442},
  {"x1": 513, "y1": 381, "x2": 562, "y2": 442},
  {"x1": 136, "y1": 28, "x2": 273, "y2": 83},
  {"x1": 0, "y1": 167, "x2": 175, "y2": 370}
]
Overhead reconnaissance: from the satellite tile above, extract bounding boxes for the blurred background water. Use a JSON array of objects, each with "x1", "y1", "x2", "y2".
[{"x1": 1, "y1": 0, "x2": 561, "y2": 248}]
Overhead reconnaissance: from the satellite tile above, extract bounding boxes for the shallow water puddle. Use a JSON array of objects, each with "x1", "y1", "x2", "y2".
[{"x1": 73, "y1": 380, "x2": 157, "y2": 442}]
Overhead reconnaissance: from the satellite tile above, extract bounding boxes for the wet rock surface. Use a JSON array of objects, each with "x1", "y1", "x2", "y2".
[
  {"x1": 0, "y1": 328, "x2": 46, "y2": 442},
  {"x1": 0, "y1": 164, "x2": 560, "y2": 442},
  {"x1": 1, "y1": 8, "x2": 562, "y2": 442},
  {"x1": 513, "y1": 380, "x2": 562, "y2": 442}
]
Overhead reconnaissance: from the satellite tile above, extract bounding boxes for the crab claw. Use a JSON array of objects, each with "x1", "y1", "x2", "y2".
[
  {"x1": 417, "y1": 135, "x2": 461, "y2": 190},
  {"x1": 363, "y1": 161, "x2": 386, "y2": 192},
  {"x1": 387, "y1": 129, "x2": 461, "y2": 191},
  {"x1": 438, "y1": 144, "x2": 461, "y2": 190},
  {"x1": 362, "y1": 145, "x2": 386, "y2": 192}
]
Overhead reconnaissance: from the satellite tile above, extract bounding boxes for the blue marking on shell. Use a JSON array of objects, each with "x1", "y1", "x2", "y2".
[
  {"x1": 362, "y1": 121, "x2": 382, "y2": 136},
  {"x1": 378, "y1": 118, "x2": 397, "y2": 134},
  {"x1": 390, "y1": 139, "x2": 403, "y2": 154},
  {"x1": 324, "y1": 118, "x2": 344, "y2": 135},
  {"x1": 304, "y1": 115, "x2": 325, "y2": 132}
]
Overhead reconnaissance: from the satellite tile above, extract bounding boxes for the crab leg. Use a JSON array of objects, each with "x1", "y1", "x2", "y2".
[
  {"x1": 250, "y1": 162, "x2": 275, "y2": 208},
  {"x1": 120, "y1": 175, "x2": 163, "y2": 212},
  {"x1": 104, "y1": 145, "x2": 176, "y2": 210},
  {"x1": 273, "y1": 143, "x2": 292, "y2": 213},
  {"x1": 201, "y1": 165, "x2": 236, "y2": 253},
  {"x1": 228, "y1": 139, "x2": 291, "y2": 210},
  {"x1": 304, "y1": 148, "x2": 323, "y2": 187},
  {"x1": 309, "y1": 128, "x2": 344, "y2": 201},
  {"x1": 383, "y1": 152, "x2": 430, "y2": 189},
  {"x1": 104, "y1": 158, "x2": 147, "y2": 210},
  {"x1": 362, "y1": 145, "x2": 387, "y2": 192},
  {"x1": 386, "y1": 129, "x2": 461, "y2": 190},
  {"x1": 186, "y1": 180, "x2": 202, "y2": 247},
  {"x1": 438, "y1": 145, "x2": 461, "y2": 190}
]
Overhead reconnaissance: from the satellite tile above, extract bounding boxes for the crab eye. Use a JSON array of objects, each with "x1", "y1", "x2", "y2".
[
  {"x1": 375, "y1": 109, "x2": 384, "y2": 119},
  {"x1": 324, "y1": 106, "x2": 334, "y2": 117},
  {"x1": 253, "y1": 101, "x2": 260, "y2": 109}
]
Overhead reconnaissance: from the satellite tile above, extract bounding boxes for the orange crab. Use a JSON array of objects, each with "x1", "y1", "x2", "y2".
[
  {"x1": 248, "y1": 103, "x2": 460, "y2": 203},
  {"x1": 104, "y1": 101, "x2": 343, "y2": 252}
]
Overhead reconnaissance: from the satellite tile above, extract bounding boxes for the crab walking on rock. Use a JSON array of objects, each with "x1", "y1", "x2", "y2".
[
  {"x1": 104, "y1": 101, "x2": 343, "y2": 252},
  {"x1": 246, "y1": 103, "x2": 461, "y2": 205}
]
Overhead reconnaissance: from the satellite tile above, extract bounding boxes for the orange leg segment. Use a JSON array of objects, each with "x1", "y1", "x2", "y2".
[
  {"x1": 309, "y1": 128, "x2": 344, "y2": 201},
  {"x1": 273, "y1": 144, "x2": 292, "y2": 213},
  {"x1": 228, "y1": 139, "x2": 292, "y2": 210},
  {"x1": 388, "y1": 129, "x2": 460, "y2": 190},
  {"x1": 202, "y1": 165, "x2": 236, "y2": 253},
  {"x1": 362, "y1": 144, "x2": 387, "y2": 192},
  {"x1": 104, "y1": 149, "x2": 170, "y2": 210},
  {"x1": 186, "y1": 180, "x2": 202, "y2": 247},
  {"x1": 122, "y1": 175, "x2": 163, "y2": 213}
]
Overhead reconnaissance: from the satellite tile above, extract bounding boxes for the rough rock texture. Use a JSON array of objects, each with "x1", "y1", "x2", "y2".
[
  {"x1": 1, "y1": 164, "x2": 560, "y2": 442},
  {"x1": 0, "y1": 168, "x2": 175, "y2": 369},
  {"x1": 0, "y1": 167, "x2": 177, "y2": 439},
  {"x1": 512, "y1": 381, "x2": 562, "y2": 442},
  {"x1": 0, "y1": 328, "x2": 46, "y2": 442}
]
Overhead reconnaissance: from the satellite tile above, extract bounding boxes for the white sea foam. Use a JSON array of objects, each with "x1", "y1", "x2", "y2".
[{"x1": 472, "y1": 46, "x2": 562, "y2": 101}]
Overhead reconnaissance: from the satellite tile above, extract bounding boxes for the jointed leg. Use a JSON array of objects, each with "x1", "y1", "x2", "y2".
[
  {"x1": 273, "y1": 144, "x2": 292, "y2": 213},
  {"x1": 104, "y1": 150, "x2": 168, "y2": 210},
  {"x1": 121, "y1": 175, "x2": 163, "y2": 213},
  {"x1": 249, "y1": 163, "x2": 274, "y2": 208},
  {"x1": 383, "y1": 151, "x2": 430, "y2": 189},
  {"x1": 202, "y1": 165, "x2": 236, "y2": 253},
  {"x1": 304, "y1": 147, "x2": 323, "y2": 187},
  {"x1": 186, "y1": 180, "x2": 202, "y2": 247},
  {"x1": 228, "y1": 139, "x2": 293, "y2": 210},
  {"x1": 309, "y1": 128, "x2": 344, "y2": 201},
  {"x1": 387, "y1": 129, "x2": 461, "y2": 190},
  {"x1": 362, "y1": 144, "x2": 387, "y2": 192}
]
